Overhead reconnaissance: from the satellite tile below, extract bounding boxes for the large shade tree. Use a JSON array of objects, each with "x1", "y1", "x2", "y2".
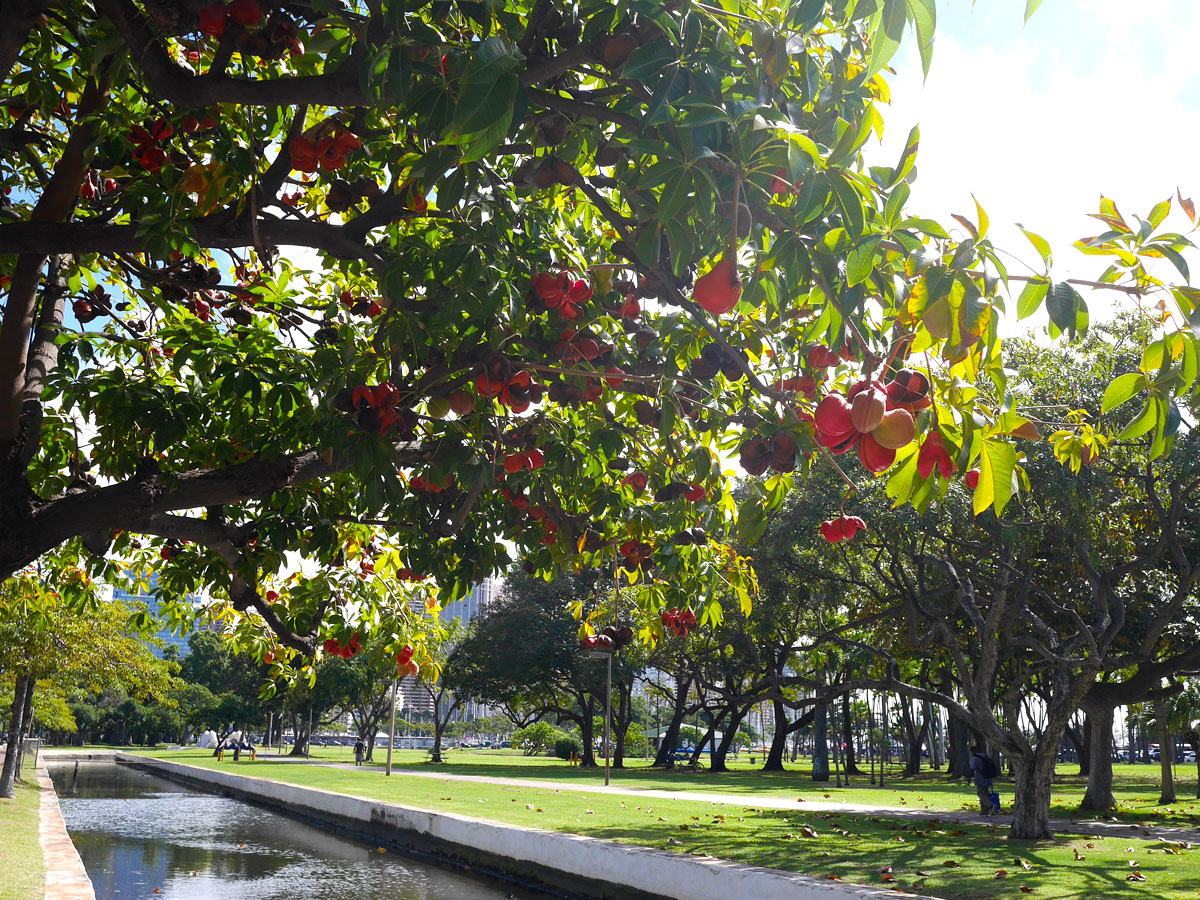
[{"x1": 1, "y1": 0, "x2": 1196, "y2": 729}]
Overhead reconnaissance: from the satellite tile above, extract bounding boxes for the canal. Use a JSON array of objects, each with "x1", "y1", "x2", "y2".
[{"x1": 48, "y1": 762, "x2": 553, "y2": 900}]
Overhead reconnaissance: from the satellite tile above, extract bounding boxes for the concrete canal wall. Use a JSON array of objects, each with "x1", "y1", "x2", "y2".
[
  {"x1": 37, "y1": 761, "x2": 96, "y2": 900},
  {"x1": 116, "y1": 753, "x2": 938, "y2": 900}
]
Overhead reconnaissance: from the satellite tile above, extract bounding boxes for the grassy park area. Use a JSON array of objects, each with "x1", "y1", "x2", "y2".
[
  {"x1": 133, "y1": 749, "x2": 1200, "y2": 900},
  {"x1": 133, "y1": 745, "x2": 1200, "y2": 828},
  {"x1": 0, "y1": 759, "x2": 43, "y2": 900}
]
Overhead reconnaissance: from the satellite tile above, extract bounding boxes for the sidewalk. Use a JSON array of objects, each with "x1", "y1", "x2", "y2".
[{"x1": 259, "y1": 754, "x2": 1200, "y2": 845}]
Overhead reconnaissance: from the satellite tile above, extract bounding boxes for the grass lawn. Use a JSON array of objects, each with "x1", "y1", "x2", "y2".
[
  {"x1": 135, "y1": 751, "x2": 1200, "y2": 900},
  {"x1": 145, "y1": 745, "x2": 1200, "y2": 828},
  {"x1": 0, "y1": 758, "x2": 44, "y2": 900}
]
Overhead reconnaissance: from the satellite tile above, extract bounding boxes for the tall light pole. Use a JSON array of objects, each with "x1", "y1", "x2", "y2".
[{"x1": 385, "y1": 676, "x2": 398, "y2": 776}]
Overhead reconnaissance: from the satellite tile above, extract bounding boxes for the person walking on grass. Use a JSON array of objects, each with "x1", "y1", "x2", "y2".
[
  {"x1": 966, "y1": 747, "x2": 999, "y2": 816},
  {"x1": 354, "y1": 737, "x2": 365, "y2": 766}
]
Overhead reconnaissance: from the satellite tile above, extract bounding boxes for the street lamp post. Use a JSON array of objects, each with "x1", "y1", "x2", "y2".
[
  {"x1": 580, "y1": 649, "x2": 613, "y2": 786},
  {"x1": 385, "y1": 676, "x2": 398, "y2": 776}
]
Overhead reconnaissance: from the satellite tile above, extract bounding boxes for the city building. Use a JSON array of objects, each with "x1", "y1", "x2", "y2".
[{"x1": 110, "y1": 574, "x2": 198, "y2": 658}]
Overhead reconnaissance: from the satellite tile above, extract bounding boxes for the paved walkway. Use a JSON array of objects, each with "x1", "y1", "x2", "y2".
[
  {"x1": 254, "y1": 754, "x2": 1200, "y2": 845},
  {"x1": 37, "y1": 763, "x2": 95, "y2": 900}
]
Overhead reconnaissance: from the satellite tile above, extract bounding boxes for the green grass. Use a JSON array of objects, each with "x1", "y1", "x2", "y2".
[
  {"x1": 188, "y1": 745, "x2": 1200, "y2": 828},
  {"x1": 0, "y1": 758, "x2": 44, "y2": 900},
  {"x1": 135, "y1": 751, "x2": 1200, "y2": 900}
]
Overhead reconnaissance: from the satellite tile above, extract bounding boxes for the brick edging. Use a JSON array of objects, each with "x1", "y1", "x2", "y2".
[{"x1": 36, "y1": 762, "x2": 95, "y2": 900}]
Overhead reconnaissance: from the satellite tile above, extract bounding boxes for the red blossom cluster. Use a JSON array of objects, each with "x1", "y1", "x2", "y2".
[
  {"x1": 618, "y1": 538, "x2": 654, "y2": 569},
  {"x1": 476, "y1": 366, "x2": 541, "y2": 413},
  {"x1": 340, "y1": 290, "x2": 382, "y2": 317},
  {"x1": 917, "y1": 433, "x2": 956, "y2": 480},
  {"x1": 409, "y1": 473, "x2": 452, "y2": 493},
  {"x1": 819, "y1": 515, "x2": 866, "y2": 544},
  {"x1": 813, "y1": 371, "x2": 927, "y2": 472},
  {"x1": 621, "y1": 470, "x2": 648, "y2": 492},
  {"x1": 395, "y1": 644, "x2": 417, "y2": 676},
  {"x1": 323, "y1": 632, "x2": 361, "y2": 658},
  {"x1": 661, "y1": 607, "x2": 697, "y2": 637},
  {"x1": 79, "y1": 170, "x2": 117, "y2": 201},
  {"x1": 531, "y1": 271, "x2": 593, "y2": 321},
  {"x1": 129, "y1": 119, "x2": 173, "y2": 173},
  {"x1": 289, "y1": 131, "x2": 361, "y2": 174},
  {"x1": 345, "y1": 382, "x2": 416, "y2": 435},
  {"x1": 502, "y1": 448, "x2": 545, "y2": 474}
]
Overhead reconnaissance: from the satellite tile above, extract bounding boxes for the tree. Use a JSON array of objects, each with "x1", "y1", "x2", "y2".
[
  {"x1": 4, "y1": 0, "x2": 1188, "y2": 685},
  {"x1": 451, "y1": 569, "x2": 605, "y2": 766},
  {"x1": 0, "y1": 571, "x2": 169, "y2": 796},
  {"x1": 512, "y1": 721, "x2": 565, "y2": 756},
  {"x1": 410, "y1": 618, "x2": 463, "y2": 763}
]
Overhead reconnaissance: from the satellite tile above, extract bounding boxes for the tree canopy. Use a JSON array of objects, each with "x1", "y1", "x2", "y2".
[{"x1": 2, "y1": 1, "x2": 1197, "y2": 690}]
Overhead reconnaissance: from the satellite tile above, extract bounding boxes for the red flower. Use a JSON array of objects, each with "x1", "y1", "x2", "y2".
[
  {"x1": 819, "y1": 515, "x2": 866, "y2": 544},
  {"x1": 917, "y1": 433, "x2": 956, "y2": 480},
  {"x1": 197, "y1": 2, "x2": 228, "y2": 36},
  {"x1": 288, "y1": 135, "x2": 319, "y2": 173}
]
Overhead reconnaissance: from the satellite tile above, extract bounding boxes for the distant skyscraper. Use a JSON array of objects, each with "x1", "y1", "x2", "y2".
[
  {"x1": 439, "y1": 578, "x2": 495, "y2": 626},
  {"x1": 110, "y1": 574, "x2": 194, "y2": 658}
]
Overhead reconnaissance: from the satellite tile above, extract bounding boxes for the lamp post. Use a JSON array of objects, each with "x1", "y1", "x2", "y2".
[
  {"x1": 580, "y1": 648, "x2": 613, "y2": 785},
  {"x1": 385, "y1": 676, "x2": 398, "y2": 776}
]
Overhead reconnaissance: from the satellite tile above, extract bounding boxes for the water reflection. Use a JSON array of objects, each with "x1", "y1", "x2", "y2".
[{"x1": 50, "y1": 763, "x2": 547, "y2": 900}]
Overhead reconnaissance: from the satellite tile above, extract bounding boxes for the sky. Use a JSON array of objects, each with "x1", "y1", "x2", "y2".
[{"x1": 875, "y1": 0, "x2": 1199, "y2": 327}]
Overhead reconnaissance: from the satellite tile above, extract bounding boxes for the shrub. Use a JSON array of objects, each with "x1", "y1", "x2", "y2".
[{"x1": 554, "y1": 737, "x2": 582, "y2": 760}]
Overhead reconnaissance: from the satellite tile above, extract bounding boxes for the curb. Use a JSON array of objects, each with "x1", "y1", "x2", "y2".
[{"x1": 37, "y1": 762, "x2": 95, "y2": 900}]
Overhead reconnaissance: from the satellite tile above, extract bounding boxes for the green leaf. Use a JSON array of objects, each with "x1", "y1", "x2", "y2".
[
  {"x1": 905, "y1": 0, "x2": 936, "y2": 78},
  {"x1": 973, "y1": 439, "x2": 1017, "y2": 517},
  {"x1": 886, "y1": 125, "x2": 919, "y2": 189},
  {"x1": 1148, "y1": 197, "x2": 1171, "y2": 229},
  {"x1": 1118, "y1": 398, "x2": 1158, "y2": 441},
  {"x1": 846, "y1": 235, "x2": 882, "y2": 287},
  {"x1": 867, "y1": 0, "x2": 906, "y2": 77},
  {"x1": 1015, "y1": 280, "x2": 1048, "y2": 320},
  {"x1": 460, "y1": 35, "x2": 522, "y2": 86},
  {"x1": 737, "y1": 495, "x2": 767, "y2": 544},
  {"x1": 1024, "y1": 0, "x2": 1043, "y2": 23},
  {"x1": 973, "y1": 194, "x2": 989, "y2": 240},
  {"x1": 1018, "y1": 226, "x2": 1052, "y2": 265},
  {"x1": 1101, "y1": 372, "x2": 1146, "y2": 413},
  {"x1": 452, "y1": 72, "x2": 517, "y2": 137}
]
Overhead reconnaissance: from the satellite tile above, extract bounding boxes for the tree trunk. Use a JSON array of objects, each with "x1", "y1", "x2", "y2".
[
  {"x1": 0, "y1": 673, "x2": 30, "y2": 799},
  {"x1": 927, "y1": 701, "x2": 944, "y2": 770},
  {"x1": 1079, "y1": 705, "x2": 1116, "y2": 811},
  {"x1": 812, "y1": 698, "x2": 830, "y2": 782},
  {"x1": 653, "y1": 675, "x2": 690, "y2": 767},
  {"x1": 613, "y1": 685, "x2": 630, "y2": 769},
  {"x1": 900, "y1": 696, "x2": 928, "y2": 777},
  {"x1": 14, "y1": 676, "x2": 34, "y2": 783},
  {"x1": 1009, "y1": 750, "x2": 1056, "y2": 841},
  {"x1": 578, "y1": 706, "x2": 596, "y2": 768},
  {"x1": 946, "y1": 711, "x2": 971, "y2": 778},
  {"x1": 431, "y1": 721, "x2": 446, "y2": 763},
  {"x1": 842, "y1": 693, "x2": 863, "y2": 775},
  {"x1": 710, "y1": 707, "x2": 746, "y2": 773},
  {"x1": 763, "y1": 696, "x2": 790, "y2": 771},
  {"x1": 289, "y1": 711, "x2": 311, "y2": 757},
  {"x1": 1156, "y1": 698, "x2": 1176, "y2": 805}
]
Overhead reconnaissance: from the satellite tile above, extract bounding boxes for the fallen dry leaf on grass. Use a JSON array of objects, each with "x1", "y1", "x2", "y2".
[
  {"x1": 994, "y1": 870, "x2": 1009, "y2": 879},
  {"x1": 1127, "y1": 872, "x2": 1147, "y2": 882},
  {"x1": 943, "y1": 860, "x2": 960, "y2": 867}
]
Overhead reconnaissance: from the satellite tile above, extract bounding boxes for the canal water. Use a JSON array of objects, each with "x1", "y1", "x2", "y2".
[{"x1": 49, "y1": 762, "x2": 551, "y2": 900}]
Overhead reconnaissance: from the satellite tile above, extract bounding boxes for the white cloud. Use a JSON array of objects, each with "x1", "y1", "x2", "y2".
[{"x1": 872, "y1": 1, "x2": 1200, "y2": 331}]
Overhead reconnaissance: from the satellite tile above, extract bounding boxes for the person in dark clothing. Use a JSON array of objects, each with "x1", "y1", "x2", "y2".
[
  {"x1": 354, "y1": 738, "x2": 365, "y2": 766},
  {"x1": 966, "y1": 748, "x2": 999, "y2": 815}
]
